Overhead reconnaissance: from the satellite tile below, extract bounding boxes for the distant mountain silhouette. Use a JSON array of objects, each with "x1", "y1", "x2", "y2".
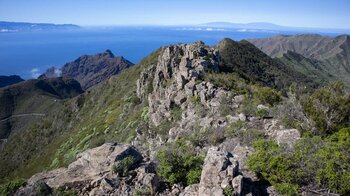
[
  {"x1": 40, "y1": 50, "x2": 134, "y2": 90},
  {"x1": 0, "y1": 75, "x2": 24, "y2": 88}
]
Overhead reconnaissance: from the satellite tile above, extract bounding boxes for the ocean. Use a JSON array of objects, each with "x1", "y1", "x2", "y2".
[{"x1": 0, "y1": 26, "x2": 341, "y2": 79}]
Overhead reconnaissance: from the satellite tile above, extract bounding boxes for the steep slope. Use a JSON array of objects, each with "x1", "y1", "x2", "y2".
[
  {"x1": 217, "y1": 38, "x2": 318, "y2": 90},
  {"x1": 40, "y1": 50, "x2": 134, "y2": 89},
  {"x1": 0, "y1": 49, "x2": 158, "y2": 183},
  {"x1": 0, "y1": 77, "x2": 83, "y2": 140},
  {"x1": 276, "y1": 51, "x2": 337, "y2": 85},
  {"x1": 0, "y1": 75, "x2": 24, "y2": 88},
  {"x1": 249, "y1": 34, "x2": 350, "y2": 86}
]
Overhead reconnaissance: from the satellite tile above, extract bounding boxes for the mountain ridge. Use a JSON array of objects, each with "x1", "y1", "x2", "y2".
[
  {"x1": 0, "y1": 38, "x2": 349, "y2": 195},
  {"x1": 249, "y1": 34, "x2": 350, "y2": 87},
  {"x1": 0, "y1": 75, "x2": 24, "y2": 88},
  {"x1": 40, "y1": 50, "x2": 134, "y2": 90}
]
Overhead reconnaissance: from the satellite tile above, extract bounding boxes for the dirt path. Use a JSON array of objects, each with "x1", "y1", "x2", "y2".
[{"x1": 0, "y1": 113, "x2": 45, "y2": 122}]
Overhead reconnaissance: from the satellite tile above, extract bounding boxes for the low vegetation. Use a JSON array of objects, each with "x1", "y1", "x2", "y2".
[
  {"x1": 0, "y1": 179, "x2": 26, "y2": 196},
  {"x1": 156, "y1": 139, "x2": 204, "y2": 186},
  {"x1": 302, "y1": 81, "x2": 350, "y2": 136},
  {"x1": 248, "y1": 128, "x2": 350, "y2": 195},
  {"x1": 112, "y1": 156, "x2": 135, "y2": 177}
]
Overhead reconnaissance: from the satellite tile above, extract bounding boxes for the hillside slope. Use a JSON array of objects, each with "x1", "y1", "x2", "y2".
[
  {"x1": 217, "y1": 38, "x2": 318, "y2": 90},
  {"x1": 249, "y1": 34, "x2": 350, "y2": 86},
  {"x1": 0, "y1": 77, "x2": 83, "y2": 140}
]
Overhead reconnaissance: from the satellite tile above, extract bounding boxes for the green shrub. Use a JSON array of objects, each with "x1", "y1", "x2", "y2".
[
  {"x1": 112, "y1": 156, "x2": 135, "y2": 177},
  {"x1": 256, "y1": 108, "x2": 269, "y2": 118},
  {"x1": 0, "y1": 179, "x2": 26, "y2": 196},
  {"x1": 302, "y1": 81, "x2": 350, "y2": 135},
  {"x1": 248, "y1": 128, "x2": 350, "y2": 195},
  {"x1": 156, "y1": 139, "x2": 204, "y2": 186},
  {"x1": 133, "y1": 187, "x2": 153, "y2": 196},
  {"x1": 254, "y1": 86, "x2": 281, "y2": 106},
  {"x1": 171, "y1": 105, "x2": 183, "y2": 121},
  {"x1": 223, "y1": 185, "x2": 234, "y2": 196}
]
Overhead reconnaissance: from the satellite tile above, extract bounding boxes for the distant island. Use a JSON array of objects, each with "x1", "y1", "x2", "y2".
[
  {"x1": 199, "y1": 21, "x2": 350, "y2": 34},
  {"x1": 0, "y1": 21, "x2": 80, "y2": 32}
]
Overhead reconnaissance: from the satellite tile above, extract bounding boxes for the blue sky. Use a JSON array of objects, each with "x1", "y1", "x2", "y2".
[{"x1": 0, "y1": 0, "x2": 349, "y2": 28}]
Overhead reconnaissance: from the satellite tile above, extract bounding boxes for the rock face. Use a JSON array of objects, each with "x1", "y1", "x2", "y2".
[
  {"x1": 198, "y1": 147, "x2": 239, "y2": 196},
  {"x1": 40, "y1": 50, "x2": 134, "y2": 89},
  {"x1": 0, "y1": 75, "x2": 24, "y2": 88},
  {"x1": 16, "y1": 143, "x2": 162, "y2": 195},
  {"x1": 28, "y1": 143, "x2": 142, "y2": 188},
  {"x1": 136, "y1": 42, "x2": 231, "y2": 134}
]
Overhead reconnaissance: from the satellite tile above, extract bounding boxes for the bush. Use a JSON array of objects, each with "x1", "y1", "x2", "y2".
[
  {"x1": 156, "y1": 139, "x2": 204, "y2": 186},
  {"x1": 256, "y1": 108, "x2": 269, "y2": 118},
  {"x1": 133, "y1": 187, "x2": 153, "y2": 196},
  {"x1": 254, "y1": 86, "x2": 281, "y2": 106},
  {"x1": 112, "y1": 156, "x2": 135, "y2": 177},
  {"x1": 302, "y1": 82, "x2": 350, "y2": 135},
  {"x1": 223, "y1": 185, "x2": 234, "y2": 196},
  {"x1": 0, "y1": 179, "x2": 26, "y2": 196},
  {"x1": 248, "y1": 128, "x2": 350, "y2": 195}
]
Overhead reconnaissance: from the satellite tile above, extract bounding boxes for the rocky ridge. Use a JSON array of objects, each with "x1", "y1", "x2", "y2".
[
  {"x1": 249, "y1": 34, "x2": 350, "y2": 87},
  {"x1": 7, "y1": 40, "x2": 310, "y2": 195}
]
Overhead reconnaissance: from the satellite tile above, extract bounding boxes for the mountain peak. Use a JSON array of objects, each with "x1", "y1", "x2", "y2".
[
  {"x1": 41, "y1": 50, "x2": 134, "y2": 90},
  {"x1": 102, "y1": 49, "x2": 115, "y2": 58}
]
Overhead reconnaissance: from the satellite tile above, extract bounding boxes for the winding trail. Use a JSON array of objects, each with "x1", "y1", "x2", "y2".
[{"x1": 0, "y1": 113, "x2": 45, "y2": 122}]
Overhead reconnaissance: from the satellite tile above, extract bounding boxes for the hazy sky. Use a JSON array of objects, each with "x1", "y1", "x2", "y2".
[{"x1": 0, "y1": 0, "x2": 349, "y2": 28}]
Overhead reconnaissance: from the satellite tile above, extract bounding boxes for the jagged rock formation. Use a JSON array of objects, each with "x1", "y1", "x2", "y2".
[
  {"x1": 249, "y1": 34, "x2": 350, "y2": 87},
  {"x1": 15, "y1": 143, "x2": 160, "y2": 195},
  {"x1": 0, "y1": 75, "x2": 24, "y2": 88},
  {"x1": 198, "y1": 147, "x2": 240, "y2": 196},
  {"x1": 2, "y1": 39, "x2": 324, "y2": 195},
  {"x1": 137, "y1": 41, "x2": 224, "y2": 127},
  {"x1": 40, "y1": 50, "x2": 134, "y2": 89}
]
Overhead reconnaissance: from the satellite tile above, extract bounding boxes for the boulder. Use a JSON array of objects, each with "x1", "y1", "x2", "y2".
[
  {"x1": 232, "y1": 175, "x2": 243, "y2": 196},
  {"x1": 180, "y1": 184, "x2": 199, "y2": 196},
  {"x1": 276, "y1": 129, "x2": 300, "y2": 148},
  {"x1": 15, "y1": 181, "x2": 52, "y2": 196},
  {"x1": 198, "y1": 147, "x2": 238, "y2": 196},
  {"x1": 26, "y1": 143, "x2": 142, "y2": 188}
]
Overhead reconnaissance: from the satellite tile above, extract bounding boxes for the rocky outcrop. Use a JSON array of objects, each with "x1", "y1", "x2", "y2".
[
  {"x1": 16, "y1": 143, "x2": 161, "y2": 195},
  {"x1": 136, "y1": 42, "x2": 235, "y2": 147},
  {"x1": 40, "y1": 50, "x2": 134, "y2": 89},
  {"x1": 198, "y1": 147, "x2": 239, "y2": 196},
  {"x1": 27, "y1": 143, "x2": 142, "y2": 188}
]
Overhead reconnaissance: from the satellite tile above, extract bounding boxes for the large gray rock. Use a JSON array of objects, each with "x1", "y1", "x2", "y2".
[
  {"x1": 27, "y1": 143, "x2": 142, "y2": 188},
  {"x1": 198, "y1": 147, "x2": 239, "y2": 196},
  {"x1": 180, "y1": 184, "x2": 199, "y2": 196},
  {"x1": 232, "y1": 175, "x2": 243, "y2": 196},
  {"x1": 275, "y1": 129, "x2": 301, "y2": 148}
]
